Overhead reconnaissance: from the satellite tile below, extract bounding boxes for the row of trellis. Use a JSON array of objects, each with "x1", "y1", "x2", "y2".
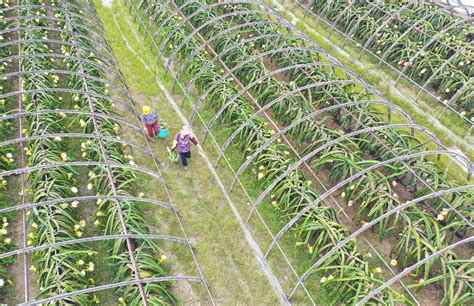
[
  {"x1": 0, "y1": 0, "x2": 211, "y2": 304},
  {"x1": 293, "y1": 0, "x2": 473, "y2": 136},
  {"x1": 128, "y1": 0, "x2": 473, "y2": 304}
]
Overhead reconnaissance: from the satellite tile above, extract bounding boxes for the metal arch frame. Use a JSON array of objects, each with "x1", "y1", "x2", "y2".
[
  {"x1": 62, "y1": 7, "x2": 151, "y2": 300},
  {"x1": 358, "y1": 3, "x2": 411, "y2": 60},
  {"x1": 172, "y1": 21, "x2": 292, "y2": 88},
  {"x1": 138, "y1": 0, "x2": 176, "y2": 36},
  {"x1": 225, "y1": 101, "x2": 419, "y2": 192},
  {"x1": 155, "y1": 0, "x2": 287, "y2": 55},
  {"x1": 193, "y1": 56, "x2": 360, "y2": 126},
  {"x1": 0, "y1": 109, "x2": 142, "y2": 132},
  {"x1": 200, "y1": 61, "x2": 413, "y2": 141},
  {"x1": 150, "y1": 0, "x2": 196, "y2": 47},
  {"x1": 341, "y1": 4, "x2": 380, "y2": 47},
  {"x1": 361, "y1": 1, "x2": 464, "y2": 55},
  {"x1": 0, "y1": 22, "x2": 112, "y2": 58},
  {"x1": 182, "y1": 45, "x2": 367, "y2": 110},
  {"x1": 416, "y1": 43, "x2": 472, "y2": 101},
  {"x1": 0, "y1": 88, "x2": 135, "y2": 114},
  {"x1": 288, "y1": 185, "x2": 474, "y2": 300},
  {"x1": 0, "y1": 161, "x2": 163, "y2": 182},
  {"x1": 395, "y1": 17, "x2": 470, "y2": 83},
  {"x1": 215, "y1": 81, "x2": 415, "y2": 165},
  {"x1": 0, "y1": 53, "x2": 125, "y2": 84},
  {"x1": 0, "y1": 4, "x2": 100, "y2": 31},
  {"x1": 376, "y1": 10, "x2": 439, "y2": 69},
  {"x1": 356, "y1": 236, "x2": 473, "y2": 306},
  {"x1": 166, "y1": 9, "x2": 278, "y2": 68},
  {"x1": 440, "y1": 78, "x2": 474, "y2": 116},
  {"x1": 26, "y1": 276, "x2": 205, "y2": 306},
  {"x1": 295, "y1": 1, "x2": 474, "y2": 126},
  {"x1": 326, "y1": 0, "x2": 359, "y2": 33},
  {"x1": 245, "y1": 123, "x2": 469, "y2": 220},
  {"x1": 0, "y1": 234, "x2": 193, "y2": 261},
  {"x1": 1, "y1": 36, "x2": 116, "y2": 67},
  {"x1": 0, "y1": 195, "x2": 177, "y2": 215},
  {"x1": 181, "y1": 45, "x2": 319, "y2": 107},
  {"x1": 0, "y1": 133, "x2": 154, "y2": 157},
  {"x1": 0, "y1": 2, "x2": 98, "y2": 21},
  {"x1": 265, "y1": 150, "x2": 473, "y2": 258},
  {"x1": 0, "y1": 38, "x2": 115, "y2": 68},
  {"x1": 0, "y1": 69, "x2": 128, "y2": 96}
]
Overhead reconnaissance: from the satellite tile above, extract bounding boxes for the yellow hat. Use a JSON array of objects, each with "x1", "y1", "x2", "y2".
[{"x1": 143, "y1": 106, "x2": 151, "y2": 114}]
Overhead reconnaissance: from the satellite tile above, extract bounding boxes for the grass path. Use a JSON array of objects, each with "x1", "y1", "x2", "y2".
[{"x1": 94, "y1": 1, "x2": 282, "y2": 304}]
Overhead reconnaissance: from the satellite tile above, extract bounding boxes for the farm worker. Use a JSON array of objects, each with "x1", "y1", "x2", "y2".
[
  {"x1": 142, "y1": 105, "x2": 159, "y2": 138},
  {"x1": 172, "y1": 125, "x2": 198, "y2": 169}
]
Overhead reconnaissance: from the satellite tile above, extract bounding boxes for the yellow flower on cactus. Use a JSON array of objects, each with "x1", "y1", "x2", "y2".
[
  {"x1": 0, "y1": 229, "x2": 7, "y2": 236},
  {"x1": 3, "y1": 238, "x2": 11, "y2": 244},
  {"x1": 87, "y1": 262, "x2": 94, "y2": 272},
  {"x1": 77, "y1": 260, "x2": 85, "y2": 266},
  {"x1": 29, "y1": 265, "x2": 36, "y2": 272},
  {"x1": 159, "y1": 255, "x2": 167, "y2": 263},
  {"x1": 60, "y1": 152, "x2": 68, "y2": 161},
  {"x1": 364, "y1": 252, "x2": 372, "y2": 259},
  {"x1": 76, "y1": 231, "x2": 82, "y2": 237},
  {"x1": 79, "y1": 119, "x2": 86, "y2": 127},
  {"x1": 373, "y1": 267, "x2": 382, "y2": 273},
  {"x1": 390, "y1": 259, "x2": 398, "y2": 266}
]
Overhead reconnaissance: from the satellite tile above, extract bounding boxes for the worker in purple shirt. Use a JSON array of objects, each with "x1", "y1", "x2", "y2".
[{"x1": 172, "y1": 125, "x2": 198, "y2": 169}]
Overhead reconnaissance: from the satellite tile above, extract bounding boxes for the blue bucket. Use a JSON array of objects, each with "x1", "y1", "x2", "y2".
[{"x1": 159, "y1": 128, "x2": 169, "y2": 138}]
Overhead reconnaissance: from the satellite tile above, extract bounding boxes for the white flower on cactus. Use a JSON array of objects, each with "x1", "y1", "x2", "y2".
[
  {"x1": 320, "y1": 276, "x2": 327, "y2": 284},
  {"x1": 6, "y1": 153, "x2": 12, "y2": 159},
  {"x1": 79, "y1": 119, "x2": 86, "y2": 127},
  {"x1": 71, "y1": 187, "x2": 78, "y2": 193},
  {"x1": 87, "y1": 183, "x2": 93, "y2": 190},
  {"x1": 71, "y1": 201, "x2": 79, "y2": 208},
  {"x1": 76, "y1": 231, "x2": 83, "y2": 238},
  {"x1": 60, "y1": 152, "x2": 68, "y2": 161},
  {"x1": 0, "y1": 279, "x2": 4, "y2": 287},
  {"x1": 159, "y1": 255, "x2": 167, "y2": 263},
  {"x1": 0, "y1": 229, "x2": 7, "y2": 236},
  {"x1": 138, "y1": 192, "x2": 145, "y2": 198},
  {"x1": 3, "y1": 238, "x2": 11, "y2": 245},
  {"x1": 373, "y1": 267, "x2": 382, "y2": 273},
  {"x1": 257, "y1": 172, "x2": 264, "y2": 180},
  {"x1": 390, "y1": 259, "x2": 398, "y2": 266},
  {"x1": 32, "y1": 222, "x2": 38, "y2": 229},
  {"x1": 54, "y1": 136, "x2": 62, "y2": 142},
  {"x1": 80, "y1": 270, "x2": 86, "y2": 276}
]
